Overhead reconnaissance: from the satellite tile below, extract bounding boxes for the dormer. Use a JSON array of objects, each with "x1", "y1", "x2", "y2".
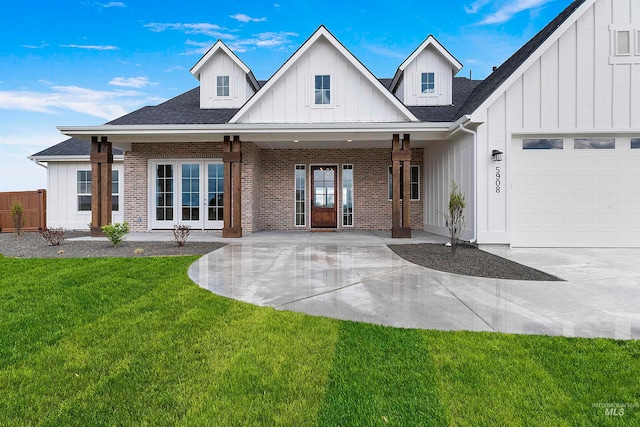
[
  {"x1": 190, "y1": 40, "x2": 260, "y2": 109},
  {"x1": 390, "y1": 35, "x2": 463, "y2": 107}
]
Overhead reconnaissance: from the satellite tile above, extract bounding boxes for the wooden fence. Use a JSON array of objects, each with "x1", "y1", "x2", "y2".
[{"x1": 0, "y1": 190, "x2": 47, "y2": 233}]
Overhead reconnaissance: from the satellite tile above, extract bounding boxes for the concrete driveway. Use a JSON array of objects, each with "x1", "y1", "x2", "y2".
[{"x1": 188, "y1": 232, "x2": 640, "y2": 340}]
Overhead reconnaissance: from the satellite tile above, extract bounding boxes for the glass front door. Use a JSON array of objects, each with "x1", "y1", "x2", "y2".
[
  {"x1": 311, "y1": 166, "x2": 337, "y2": 228},
  {"x1": 151, "y1": 160, "x2": 224, "y2": 229}
]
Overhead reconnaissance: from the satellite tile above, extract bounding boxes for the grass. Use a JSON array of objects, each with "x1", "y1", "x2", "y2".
[{"x1": 0, "y1": 255, "x2": 638, "y2": 426}]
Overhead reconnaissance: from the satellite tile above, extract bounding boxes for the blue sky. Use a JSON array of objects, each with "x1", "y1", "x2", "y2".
[{"x1": 0, "y1": 0, "x2": 574, "y2": 191}]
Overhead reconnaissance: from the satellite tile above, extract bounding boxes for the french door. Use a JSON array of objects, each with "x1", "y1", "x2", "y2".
[{"x1": 150, "y1": 160, "x2": 224, "y2": 229}]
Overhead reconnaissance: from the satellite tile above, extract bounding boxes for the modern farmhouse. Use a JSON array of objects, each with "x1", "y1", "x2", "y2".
[{"x1": 31, "y1": 0, "x2": 640, "y2": 247}]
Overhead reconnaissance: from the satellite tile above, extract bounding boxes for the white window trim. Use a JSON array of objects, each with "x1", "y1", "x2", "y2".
[
  {"x1": 312, "y1": 74, "x2": 333, "y2": 107},
  {"x1": 216, "y1": 75, "x2": 231, "y2": 98},
  {"x1": 294, "y1": 164, "x2": 307, "y2": 227},
  {"x1": 388, "y1": 164, "x2": 420, "y2": 201},
  {"x1": 419, "y1": 72, "x2": 436, "y2": 96},
  {"x1": 341, "y1": 164, "x2": 354, "y2": 227},
  {"x1": 636, "y1": 30, "x2": 640, "y2": 56}
]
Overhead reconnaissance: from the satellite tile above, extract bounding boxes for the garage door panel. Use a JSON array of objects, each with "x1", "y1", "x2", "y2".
[{"x1": 511, "y1": 137, "x2": 640, "y2": 247}]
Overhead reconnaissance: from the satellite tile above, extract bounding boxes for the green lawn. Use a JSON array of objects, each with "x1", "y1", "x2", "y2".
[{"x1": 0, "y1": 255, "x2": 638, "y2": 426}]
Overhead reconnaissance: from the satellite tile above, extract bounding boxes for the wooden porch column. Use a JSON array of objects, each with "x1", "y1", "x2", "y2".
[
  {"x1": 222, "y1": 135, "x2": 242, "y2": 238},
  {"x1": 391, "y1": 133, "x2": 412, "y2": 238},
  {"x1": 90, "y1": 136, "x2": 113, "y2": 237}
]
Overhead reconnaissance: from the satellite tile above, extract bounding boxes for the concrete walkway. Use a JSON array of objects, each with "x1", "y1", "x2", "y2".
[{"x1": 186, "y1": 231, "x2": 640, "y2": 340}]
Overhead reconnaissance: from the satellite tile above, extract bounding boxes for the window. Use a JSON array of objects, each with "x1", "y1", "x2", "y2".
[
  {"x1": 421, "y1": 72, "x2": 435, "y2": 94},
  {"x1": 637, "y1": 31, "x2": 640, "y2": 55},
  {"x1": 616, "y1": 30, "x2": 631, "y2": 55},
  {"x1": 631, "y1": 138, "x2": 640, "y2": 149},
  {"x1": 295, "y1": 165, "x2": 306, "y2": 226},
  {"x1": 216, "y1": 75, "x2": 229, "y2": 97},
  {"x1": 207, "y1": 164, "x2": 224, "y2": 221},
  {"x1": 523, "y1": 138, "x2": 563, "y2": 150},
  {"x1": 342, "y1": 165, "x2": 353, "y2": 226},
  {"x1": 181, "y1": 164, "x2": 200, "y2": 221},
  {"x1": 574, "y1": 138, "x2": 615, "y2": 149},
  {"x1": 156, "y1": 164, "x2": 174, "y2": 221},
  {"x1": 77, "y1": 170, "x2": 120, "y2": 211},
  {"x1": 77, "y1": 170, "x2": 91, "y2": 211},
  {"x1": 314, "y1": 75, "x2": 330, "y2": 105},
  {"x1": 388, "y1": 165, "x2": 420, "y2": 200}
]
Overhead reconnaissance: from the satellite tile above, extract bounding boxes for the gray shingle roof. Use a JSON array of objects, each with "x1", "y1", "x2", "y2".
[
  {"x1": 31, "y1": 137, "x2": 123, "y2": 157},
  {"x1": 108, "y1": 88, "x2": 239, "y2": 125},
  {"x1": 454, "y1": 0, "x2": 587, "y2": 120}
]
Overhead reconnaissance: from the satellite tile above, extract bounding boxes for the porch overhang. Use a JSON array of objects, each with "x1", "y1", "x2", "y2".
[{"x1": 57, "y1": 119, "x2": 471, "y2": 150}]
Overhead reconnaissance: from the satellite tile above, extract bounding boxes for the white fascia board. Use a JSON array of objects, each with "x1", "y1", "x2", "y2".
[
  {"x1": 190, "y1": 40, "x2": 259, "y2": 90},
  {"x1": 229, "y1": 25, "x2": 419, "y2": 123},
  {"x1": 390, "y1": 35, "x2": 463, "y2": 91},
  {"x1": 469, "y1": 0, "x2": 595, "y2": 122},
  {"x1": 27, "y1": 154, "x2": 124, "y2": 162}
]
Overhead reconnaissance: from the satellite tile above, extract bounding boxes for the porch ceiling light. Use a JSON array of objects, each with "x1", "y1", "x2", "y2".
[
  {"x1": 491, "y1": 149, "x2": 503, "y2": 161},
  {"x1": 293, "y1": 139, "x2": 299, "y2": 143},
  {"x1": 346, "y1": 139, "x2": 353, "y2": 143}
]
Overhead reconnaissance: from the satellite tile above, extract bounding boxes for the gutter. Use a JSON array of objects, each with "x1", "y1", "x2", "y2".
[
  {"x1": 28, "y1": 157, "x2": 48, "y2": 170},
  {"x1": 457, "y1": 122, "x2": 477, "y2": 244}
]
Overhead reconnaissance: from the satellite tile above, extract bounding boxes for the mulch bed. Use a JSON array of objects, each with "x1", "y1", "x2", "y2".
[
  {"x1": 388, "y1": 243, "x2": 564, "y2": 281},
  {"x1": 0, "y1": 231, "x2": 225, "y2": 259}
]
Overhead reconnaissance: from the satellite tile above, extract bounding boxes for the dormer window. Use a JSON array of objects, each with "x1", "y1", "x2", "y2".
[
  {"x1": 421, "y1": 72, "x2": 435, "y2": 94},
  {"x1": 216, "y1": 76, "x2": 230, "y2": 97},
  {"x1": 314, "y1": 75, "x2": 331, "y2": 105}
]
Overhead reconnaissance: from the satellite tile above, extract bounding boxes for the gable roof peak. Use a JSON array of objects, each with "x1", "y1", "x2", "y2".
[
  {"x1": 391, "y1": 35, "x2": 463, "y2": 92},
  {"x1": 190, "y1": 39, "x2": 259, "y2": 91},
  {"x1": 229, "y1": 25, "x2": 419, "y2": 123}
]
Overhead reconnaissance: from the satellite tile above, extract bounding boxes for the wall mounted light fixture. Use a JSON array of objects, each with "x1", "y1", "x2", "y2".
[{"x1": 491, "y1": 149, "x2": 503, "y2": 161}]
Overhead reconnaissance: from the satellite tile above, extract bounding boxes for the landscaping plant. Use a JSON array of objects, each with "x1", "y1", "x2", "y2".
[
  {"x1": 38, "y1": 227, "x2": 65, "y2": 246},
  {"x1": 101, "y1": 222, "x2": 130, "y2": 247},
  {"x1": 171, "y1": 224, "x2": 192, "y2": 246},
  {"x1": 444, "y1": 181, "x2": 466, "y2": 253},
  {"x1": 10, "y1": 200, "x2": 26, "y2": 236}
]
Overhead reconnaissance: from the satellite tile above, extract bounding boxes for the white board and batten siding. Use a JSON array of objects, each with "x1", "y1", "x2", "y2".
[
  {"x1": 474, "y1": 0, "x2": 640, "y2": 247},
  {"x1": 423, "y1": 133, "x2": 475, "y2": 241},
  {"x1": 47, "y1": 161, "x2": 124, "y2": 230},
  {"x1": 236, "y1": 38, "x2": 409, "y2": 123},
  {"x1": 400, "y1": 45, "x2": 454, "y2": 107},
  {"x1": 198, "y1": 51, "x2": 255, "y2": 109}
]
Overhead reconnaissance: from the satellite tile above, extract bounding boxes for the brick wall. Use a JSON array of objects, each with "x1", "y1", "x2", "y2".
[
  {"x1": 124, "y1": 142, "x2": 423, "y2": 233},
  {"x1": 257, "y1": 148, "x2": 424, "y2": 231}
]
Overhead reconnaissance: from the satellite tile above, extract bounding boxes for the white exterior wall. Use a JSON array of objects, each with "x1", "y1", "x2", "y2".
[
  {"x1": 401, "y1": 46, "x2": 454, "y2": 106},
  {"x1": 47, "y1": 161, "x2": 124, "y2": 230},
  {"x1": 474, "y1": 0, "x2": 640, "y2": 245},
  {"x1": 423, "y1": 134, "x2": 475, "y2": 241},
  {"x1": 237, "y1": 37, "x2": 409, "y2": 123},
  {"x1": 199, "y1": 51, "x2": 254, "y2": 109}
]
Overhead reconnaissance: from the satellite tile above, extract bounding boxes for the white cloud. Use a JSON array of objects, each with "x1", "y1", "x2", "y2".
[
  {"x1": 465, "y1": 0, "x2": 491, "y2": 14},
  {"x1": 230, "y1": 13, "x2": 267, "y2": 23},
  {"x1": 102, "y1": 1, "x2": 126, "y2": 7},
  {"x1": 0, "y1": 85, "x2": 158, "y2": 120},
  {"x1": 476, "y1": 0, "x2": 554, "y2": 25},
  {"x1": 144, "y1": 22, "x2": 235, "y2": 39},
  {"x1": 109, "y1": 76, "x2": 157, "y2": 88},
  {"x1": 227, "y1": 31, "x2": 298, "y2": 52},
  {"x1": 60, "y1": 44, "x2": 119, "y2": 51},
  {"x1": 164, "y1": 65, "x2": 186, "y2": 72},
  {"x1": 23, "y1": 43, "x2": 49, "y2": 49}
]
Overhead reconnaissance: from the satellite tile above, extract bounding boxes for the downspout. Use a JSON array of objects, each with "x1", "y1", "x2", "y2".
[{"x1": 458, "y1": 123, "x2": 477, "y2": 244}]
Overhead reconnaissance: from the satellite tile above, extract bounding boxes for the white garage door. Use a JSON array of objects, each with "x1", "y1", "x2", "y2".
[{"x1": 511, "y1": 137, "x2": 640, "y2": 247}]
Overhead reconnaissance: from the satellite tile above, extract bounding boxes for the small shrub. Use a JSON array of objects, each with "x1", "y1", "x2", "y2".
[
  {"x1": 101, "y1": 222, "x2": 130, "y2": 247},
  {"x1": 444, "y1": 181, "x2": 466, "y2": 253},
  {"x1": 10, "y1": 200, "x2": 26, "y2": 236},
  {"x1": 171, "y1": 224, "x2": 192, "y2": 246},
  {"x1": 134, "y1": 248, "x2": 145, "y2": 255},
  {"x1": 39, "y1": 227, "x2": 65, "y2": 246}
]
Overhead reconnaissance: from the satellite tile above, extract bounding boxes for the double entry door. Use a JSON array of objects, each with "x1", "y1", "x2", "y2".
[{"x1": 151, "y1": 160, "x2": 224, "y2": 229}]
